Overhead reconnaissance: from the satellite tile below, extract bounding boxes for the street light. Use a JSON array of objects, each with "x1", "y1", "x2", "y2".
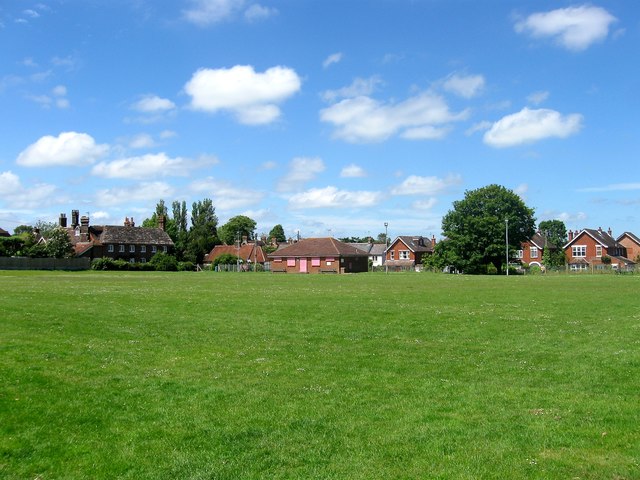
[
  {"x1": 505, "y1": 218, "x2": 509, "y2": 276},
  {"x1": 384, "y1": 222, "x2": 389, "y2": 274}
]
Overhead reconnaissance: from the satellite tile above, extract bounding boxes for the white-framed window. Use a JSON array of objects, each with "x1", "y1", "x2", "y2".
[
  {"x1": 108, "y1": 244, "x2": 114, "y2": 253},
  {"x1": 152, "y1": 246, "x2": 157, "y2": 253},
  {"x1": 399, "y1": 250, "x2": 410, "y2": 260},
  {"x1": 595, "y1": 245, "x2": 602, "y2": 257},
  {"x1": 390, "y1": 251, "x2": 395, "y2": 260},
  {"x1": 141, "y1": 245, "x2": 146, "y2": 253},
  {"x1": 119, "y1": 244, "x2": 125, "y2": 253},
  {"x1": 141, "y1": 257, "x2": 146, "y2": 263},
  {"x1": 570, "y1": 263, "x2": 588, "y2": 271},
  {"x1": 530, "y1": 247, "x2": 538, "y2": 258},
  {"x1": 129, "y1": 258, "x2": 135, "y2": 263},
  {"x1": 74, "y1": 227, "x2": 80, "y2": 237},
  {"x1": 516, "y1": 250, "x2": 523, "y2": 259},
  {"x1": 572, "y1": 245, "x2": 586, "y2": 257},
  {"x1": 163, "y1": 245, "x2": 167, "y2": 253},
  {"x1": 129, "y1": 245, "x2": 135, "y2": 253}
]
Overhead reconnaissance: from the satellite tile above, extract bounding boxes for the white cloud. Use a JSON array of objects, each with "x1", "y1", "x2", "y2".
[
  {"x1": 412, "y1": 198, "x2": 438, "y2": 210},
  {"x1": 321, "y1": 76, "x2": 383, "y2": 103},
  {"x1": 245, "y1": 4, "x2": 277, "y2": 22},
  {"x1": 189, "y1": 177, "x2": 265, "y2": 209},
  {"x1": 320, "y1": 91, "x2": 468, "y2": 143},
  {"x1": 131, "y1": 95, "x2": 176, "y2": 113},
  {"x1": 52, "y1": 85, "x2": 67, "y2": 97},
  {"x1": 527, "y1": 90, "x2": 549, "y2": 105},
  {"x1": 277, "y1": 157, "x2": 325, "y2": 192},
  {"x1": 92, "y1": 152, "x2": 217, "y2": 179},
  {"x1": 340, "y1": 164, "x2": 366, "y2": 178},
  {"x1": 184, "y1": 65, "x2": 301, "y2": 125},
  {"x1": 401, "y1": 125, "x2": 451, "y2": 140},
  {"x1": 183, "y1": 0, "x2": 244, "y2": 26},
  {"x1": 443, "y1": 73, "x2": 485, "y2": 98},
  {"x1": 323, "y1": 52, "x2": 343, "y2": 69},
  {"x1": 96, "y1": 182, "x2": 175, "y2": 206},
  {"x1": 128, "y1": 133, "x2": 156, "y2": 149},
  {"x1": 578, "y1": 182, "x2": 640, "y2": 193},
  {"x1": 288, "y1": 186, "x2": 382, "y2": 209},
  {"x1": 391, "y1": 174, "x2": 462, "y2": 196},
  {"x1": 17, "y1": 132, "x2": 109, "y2": 167},
  {"x1": 465, "y1": 120, "x2": 493, "y2": 136},
  {"x1": 514, "y1": 5, "x2": 617, "y2": 51},
  {"x1": 514, "y1": 183, "x2": 529, "y2": 199},
  {"x1": 0, "y1": 171, "x2": 22, "y2": 195},
  {"x1": 483, "y1": 107, "x2": 583, "y2": 148}
]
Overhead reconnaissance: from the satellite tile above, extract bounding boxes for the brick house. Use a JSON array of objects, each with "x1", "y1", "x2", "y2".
[
  {"x1": 616, "y1": 232, "x2": 640, "y2": 263},
  {"x1": 385, "y1": 235, "x2": 435, "y2": 271},
  {"x1": 268, "y1": 237, "x2": 368, "y2": 273},
  {"x1": 204, "y1": 241, "x2": 267, "y2": 269},
  {"x1": 564, "y1": 227, "x2": 635, "y2": 271},
  {"x1": 515, "y1": 231, "x2": 557, "y2": 268},
  {"x1": 60, "y1": 210, "x2": 174, "y2": 263}
]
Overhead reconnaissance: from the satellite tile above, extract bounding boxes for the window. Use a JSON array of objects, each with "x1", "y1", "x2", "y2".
[
  {"x1": 129, "y1": 258, "x2": 135, "y2": 263},
  {"x1": 287, "y1": 258, "x2": 296, "y2": 267},
  {"x1": 163, "y1": 246, "x2": 167, "y2": 253},
  {"x1": 141, "y1": 257, "x2": 146, "y2": 263},
  {"x1": 152, "y1": 246, "x2": 157, "y2": 253},
  {"x1": 311, "y1": 258, "x2": 321, "y2": 267},
  {"x1": 141, "y1": 245, "x2": 146, "y2": 253},
  {"x1": 129, "y1": 245, "x2": 135, "y2": 253},
  {"x1": 530, "y1": 247, "x2": 538, "y2": 258},
  {"x1": 399, "y1": 250, "x2": 410, "y2": 260},
  {"x1": 572, "y1": 245, "x2": 586, "y2": 257},
  {"x1": 595, "y1": 245, "x2": 602, "y2": 257},
  {"x1": 108, "y1": 244, "x2": 114, "y2": 253},
  {"x1": 119, "y1": 245, "x2": 125, "y2": 253},
  {"x1": 390, "y1": 251, "x2": 395, "y2": 260},
  {"x1": 74, "y1": 227, "x2": 80, "y2": 237},
  {"x1": 570, "y1": 263, "x2": 588, "y2": 271},
  {"x1": 516, "y1": 250, "x2": 523, "y2": 259}
]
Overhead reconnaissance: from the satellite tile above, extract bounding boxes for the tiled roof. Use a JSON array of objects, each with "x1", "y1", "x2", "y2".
[
  {"x1": 349, "y1": 242, "x2": 373, "y2": 254},
  {"x1": 99, "y1": 226, "x2": 174, "y2": 246},
  {"x1": 0, "y1": 227, "x2": 11, "y2": 237},
  {"x1": 269, "y1": 237, "x2": 368, "y2": 258},
  {"x1": 617, "y1": 231, "x2": 640, "y2": 245},
  {"x1": 394, "y1": 236, "x2": 434, "y2": 253},
  {"x1": 369, "y1": 244, "x2": 387, "y2": 256},
  {"x1": 565, "y1": 228, "x2": 621, "y2": 249},
  {"x1": 204, "y1": 244, "x2": 266, "y2": 263},
  {"x1": 529, "y1": 232, "x2": 557, "y2": 250}
]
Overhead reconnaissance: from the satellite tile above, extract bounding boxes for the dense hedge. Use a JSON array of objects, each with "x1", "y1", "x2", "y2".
[{"x1": 90, "y1": 254, "x2": 196, "y2": 272}]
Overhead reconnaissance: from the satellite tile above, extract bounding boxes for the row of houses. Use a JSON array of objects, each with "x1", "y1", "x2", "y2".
[{"x1": 3, "y1": 210, "x2": 639, "y2": 273}]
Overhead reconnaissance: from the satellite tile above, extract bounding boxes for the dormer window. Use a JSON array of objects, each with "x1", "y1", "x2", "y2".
[{"x1": 74, "y1": 227, "x2": 80, "y2": 237}]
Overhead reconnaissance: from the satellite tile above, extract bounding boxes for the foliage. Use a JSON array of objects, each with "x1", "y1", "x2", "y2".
[
  {"x1": 339, "y1": 236, "x2": 372, "y2": 243},
  {"x1": 268, "y1": 224, "x2": 286, "y2": 243},
  {"x1": 13, "y1": 224, "x2": 32, "y2": 236},
  {"x1": 441, "y1": 184, "x2": 536, "y2": 274},
  {"x1": 422, "y1": 239, "x2": 461, "y2": 272},
  {"x1": 538, "y1": 219, "x2": 568, "y2": 248},
  {"x1": 186, "y1": 199, "x2": 219, "y2": 265},
  {"x1": 0, "y1": 236, "x2": 26, "y2": 257},
  {"x1": 1, "y1": 272, "x2": 639, "y2": 479},
  {"x1": 33, "y1": 220, "x2": 58, "y2": 238},
  {"x1": 601, "y1": 255, "x2": 612, "y2": 265},
  {"x1": 177, "y1": 261, "x2": 196, "y2": 272},
  {"x1": 45, "y1": 227, "x2": 74, "y2": 258},
  {"x1": 218, "y1": 215, "x2": 257, "y2": 246},
  {"x1": 149, "y1": 252, "x2": 178, "y2": 271},
  {"x1": 212, "y1": 253, "x2": 240, "y2": 267}
]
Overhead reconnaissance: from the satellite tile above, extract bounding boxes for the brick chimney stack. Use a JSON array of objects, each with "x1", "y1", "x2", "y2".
[
  {"x1": 59, "y1": 213, "x2": 67, "y2": 228},
  {"x1": 431, "y1": 234, "x2": 437, "y2": 246},
  {"x1": 568, "y1": 230, "x2": 574, "y2": 242},
  {"x1": 608, "y1": 227, "x2": 612, "y2": 237},
  {"x1": 80, "y1": 215, "x2": 89, "y2": 242},
  {"x1": 158, "y1": 215, "x2": 166, "y2": 231},
  {"x1": 71, "y1": 210, "x2": 79, "y2": 228}
]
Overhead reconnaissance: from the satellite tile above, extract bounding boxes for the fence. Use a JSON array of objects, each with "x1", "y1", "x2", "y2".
[{"x1": 0, "y1": 257, "x2": 91, "y2": 271}]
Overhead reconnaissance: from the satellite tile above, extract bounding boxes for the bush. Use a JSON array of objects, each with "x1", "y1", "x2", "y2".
[
  {"x1": 91, "y1": 257, "x2": 116, "y2": 270},
  {"x1": 529, "y1": 265, "x2": 542, "y2": 275},
  {"x1": 486, "y1": 263, "x2": 498, "y2": 275},
  {"x1": 178, "y1": 261, "x2": 196, "y2": 272},
  {"x1": 149, "y1": 252, "x2": 178, "y2": 271}
]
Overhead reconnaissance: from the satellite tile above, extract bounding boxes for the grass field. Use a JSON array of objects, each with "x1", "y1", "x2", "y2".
[{"x1": 1, "y1": 271, "x2": 639, "y2": 479}]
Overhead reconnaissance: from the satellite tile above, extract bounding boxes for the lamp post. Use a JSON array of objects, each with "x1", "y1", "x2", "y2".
[
  {"x1": 505, "y1": 218, "x2": 509, "y2": 276},
  {"x1": 384, "y1": 222, "x2": 389, "y2": 274}
]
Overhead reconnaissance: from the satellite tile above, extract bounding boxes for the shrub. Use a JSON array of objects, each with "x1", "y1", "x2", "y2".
[
  {"x1": 486, "y1": 263, "x2": 498, "y2": 275},
  {"x1": 178, "y1": 261, "x2": 196, "y2": 272},
  {"x1": 91, "y1": 257, "x2": 116, "y2": 270},
  {"x1": 149, "y1": 252, "x2": 178, "y2": 271}
]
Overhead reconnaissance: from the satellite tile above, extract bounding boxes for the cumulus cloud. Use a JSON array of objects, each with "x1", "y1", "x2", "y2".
[
  {"x1": 321, "y1": 76, "x2": 383, "y2": 103},
  {"x1": 0, "y1": 171, "x2": 22, "y2": 195},
  {"x1": 320, "y1": 91, "x2": 468, "y2": 143},
  {"x1": 245, "y1": 4, "x2": 277, "y2": 22},
  {"x1": 96, "y1": 182, "x2": 175, "y2": 206},
  {"x1": 514, "y1": 5, "x2": 617, "y2": 51},
  {"x1": 131, "y1": 95, "x2": 176, "y2": 113},
  {"x1": 92, "y1": 153, "x2": 216, "y2": 179},
  {"x1": 189, "y1": 177, "x2": 265, "y2": 209},
  {"x1": 412, "y1": 198, "x2": 438, "y2": 210},
  {"x1": 277, "y1": 157, "x2": 325, "y2": 192},
  {"x1": 483, "y1": 107, "x2": 583, "y2": 148},
  {"x1": 17, "y1": 132, "x2": 109, "y2": 167},
  {"x1": 0, "y1": 171, "x2": 64, "y2": 209},
  {"x1": 391, "y1": 174, "x2": 462, "y2": 196},
  {"x1": 443, "y1": 73, "x2": 485, "y2": 98},
  {"x1": 340, "y1": 164, "x2": 366, "y2": 178},
  {"x1": 288, "y1": 186, "x2": 382, "y2": 209},
  {"x1": 184, "y1": 65, "x2": 301, "y2": 125},
  {"x1": 323, "y1": 52, "x2": 343, "y2": 69}
]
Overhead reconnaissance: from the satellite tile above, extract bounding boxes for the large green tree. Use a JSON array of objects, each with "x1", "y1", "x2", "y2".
[
  {"x1": 441, "y1": 184, "x2": 536, "y2": 274},
  {"x1": 538, "y1": 219, "x2": 568, "y2": 268},
  {"x1": 171, "y1": 200, "x2": 189, "y2": 260},
  {"x1": 186, "y1": 199, "x2": 219, "y2": 264},
  {"x1": 268, "y1": 224, "x2": 286, "y2": 243},
  {"x1": 218, "y1": 215, "x2": 257, "y2": 246}
]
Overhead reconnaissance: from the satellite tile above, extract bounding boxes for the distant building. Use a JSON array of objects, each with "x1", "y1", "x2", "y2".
[{"x1": 268, "y1": 237, "x2": 368, "y2": 273}]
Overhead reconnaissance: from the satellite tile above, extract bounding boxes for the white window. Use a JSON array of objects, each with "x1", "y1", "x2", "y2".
[
  {"x1": 108, "y1": 244, "x2": 114, "y2": 253},
  {"x1": 516, "y1": 250, "x2": 523, "y2": 259},
  {"x1": 129, "y1": 245, "x2": 135, "y2": 253},
  {"x1": 119, "y1": 245, "x2": 125, "y2": 253},
  {"x1": 595, "y1": 245, "x2": 602, "y2": 257},
  {"x1": 163, "y1": 246, "x2": 167, "y2": 253},
  {"x1": 152, "y1": 246, "x2": 157, "y2": 253},
  {"x1": 530, "y1": 247, "x2": 538, "y2": 258},
  {"x1": 390, "y1": 251, "x2": 395, "y2": 260},
  {"x1": 572, "y1": 245, "x2": 586, "y2": 257},
  {"x1": 570, "y1": 264, "x2": 588, "y2": 271},
  {"x1": 141, "y1": 245, "x2": 146, "y2": 253},
  {"x1": 399, "y1": 250, "x2": 410, "y2": 260},
  {"x1": 141, "y1": 257, "x2": 146, "y2": 263}
]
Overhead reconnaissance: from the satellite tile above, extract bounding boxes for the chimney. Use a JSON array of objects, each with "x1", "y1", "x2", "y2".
[
  {"x1": 431, "y1": 235, "x2": 437, "y2": 246},
  {"x1": 242, "y1": 235, "x2": 248, "y2": 245},
  {"x1": 71, "y1": 210, "x2": 79, "y2": 228},
  {"x1": 80, "y1": 215, "x2": 89, "y2": 242},
  {"x1": 598, "y1": 226, "x2": 603, "y2": 234},
  {"x1": 124, "y1": 217, "x2": 131, "y2": 227},
  {"x1": 607, "y1": 227, "x2": 612, "y2": 237},
  {"x1": 131, "y1": 217, "x2": 135, "y2": 227},
  {"x1": 59, "y1": 213, "x2": 67, "y2": 228},
  {"x1": 158, "y1": 215, "x2": 165, "y2": 231},
  {"x1": 568, "y1": 230, "x2": 574, "y2": 242}
]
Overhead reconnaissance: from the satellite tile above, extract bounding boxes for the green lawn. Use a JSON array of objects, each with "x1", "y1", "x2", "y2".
[{"x1": 1, "y1": 271, "x2": 639, "y2": 479}]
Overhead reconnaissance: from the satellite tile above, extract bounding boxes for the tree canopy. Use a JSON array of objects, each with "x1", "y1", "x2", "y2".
[
  {"x1": 538, "y1": 219, "x2": 568, "y2": 248},
  {"x1": 268, "y1": 224, "x2": 286, "y2": 243},
  {"x1": 218, "y1": 215, "x2": 257, "y2": 246},
  {"x1": 440, "y1": 184, "x2": 536, "y2": 274}
]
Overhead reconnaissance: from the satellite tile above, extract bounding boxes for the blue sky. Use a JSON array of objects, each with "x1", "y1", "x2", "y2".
[{"x1": 0, "y1": 0, "x2": 638, "y2": 240}]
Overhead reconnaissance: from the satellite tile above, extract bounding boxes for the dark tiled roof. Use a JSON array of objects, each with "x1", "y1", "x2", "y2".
[
  {"x1": 99, "y1": 226, "x2": 174, "y2": 246},
  {"x1": 349, "y1": 242, "x2": 373, "y2": 254},
  {"x1": 529, "y1": 232, "x2": 557, "y2": 250},
  {"x1": 269, "y1": 237, "x2": 368, "y2": 258},
  {"x1": 0, "y1": 227, "x2": 11, "y2": 237},
  {"x1": 394, "y1": 236, "x2": 434, "y2": 253},
  {"x1": 617, "y1": 231, "x2": 640, "y2": 245},
  {"x1": 204, "y1": 244, "x2": 266, "y2": 263},
  {"x1": 565, "y1": 228, "x2": 620, "y2": 249},
  {"x1": 369, "y1": 244, "x2": 387, "y2": 256}
]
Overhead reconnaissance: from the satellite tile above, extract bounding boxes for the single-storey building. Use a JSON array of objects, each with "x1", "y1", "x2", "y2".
[{"x1": 268, "y1": 237, "x2": 368, "y2": 273}]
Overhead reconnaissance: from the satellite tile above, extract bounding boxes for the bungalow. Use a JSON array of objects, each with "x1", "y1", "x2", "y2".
[
  {"x1": 348, "y1": 241, "x2": 387, "y2": 268},
  {"x1": 268, "y1": 237, "x2": 368, "y2": 273},
  {"x1": 204, "y1": 241, "x2": 267, "y2": 269},
  {"x1": 385, "y1": 235, "x2": 435, "y2": 271},
  {"x1": 616, "y1": 232, "x2": 640, "y2": 263},
  {"x1": 564, "y1": 227, "x2": 635, "y2": 272},
  {"x1": 515, "y1": 231, "x2": 557, "y2": 268},
  {"x1": 60, "y1": 210, "x2": 174, "y2": 263}
]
